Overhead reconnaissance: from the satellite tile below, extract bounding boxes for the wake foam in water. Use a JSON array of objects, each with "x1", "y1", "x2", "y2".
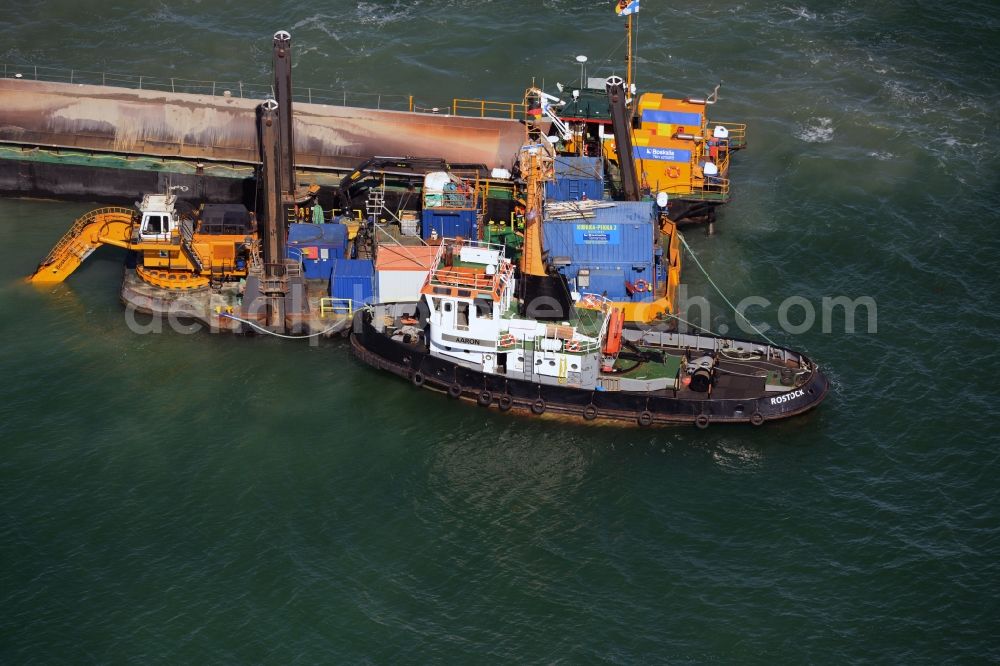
[
  {"x1": 783, "y1": 6, "x2": 817, "y2": 20},
  {"x1": 796, "y1": 117, "x2": 834, "y2": 143},
  {"x1": 356, "y1": 1, "x2": 415, "y2": 28},
  {"x1": 290, "y1": 14, "x2": 341, "y2": 42}
]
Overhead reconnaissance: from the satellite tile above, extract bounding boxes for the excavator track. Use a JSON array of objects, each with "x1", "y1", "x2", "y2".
[{"x1": 135, "y1": 266, "x2": 209, "y2": 290}]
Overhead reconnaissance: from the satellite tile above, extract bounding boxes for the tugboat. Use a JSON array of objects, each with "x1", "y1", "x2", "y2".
[
  {"x1": 350, "y1": 236, "x2": 827, "y2": 427},
  {"x1": 352, "y1": 137, "x2": 827, "y2": 427}
]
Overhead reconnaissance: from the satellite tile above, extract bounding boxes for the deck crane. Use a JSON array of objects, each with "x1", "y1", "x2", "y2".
[{"x1": 526, "y1": 88, "x2": 574, "y2": 142}]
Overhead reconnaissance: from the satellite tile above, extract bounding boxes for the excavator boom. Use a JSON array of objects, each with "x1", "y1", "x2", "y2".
[{"x1": 29, "y1": 208, "x2": 135, "y2": 283}]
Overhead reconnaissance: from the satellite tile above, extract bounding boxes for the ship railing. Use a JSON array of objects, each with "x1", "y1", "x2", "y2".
[
  {"x1": 430, "y1": 237, "x2": 510, "y2": 261},
  {"x1": 428, "y1": 268, "x2": 498, "y2": 292},
  {"x1": 543, "y1": 333, "x2": 601, "y2": 354},
  {"x1": 1, "y1": 63, "x2": 417, "y2": 112},
  {"x1": 575, "y1": 292, "x2": 615, "y2": 341},
  {"x1": 320, "y1": 297, "x2": 353, "y2": 318},
  {"x1": 422, "y1": 173, "x2": 480, "y2": 210},
  {"x1": 656, "y1": 180, "x2": 730, "y2": 202},
  {"x1": 574, "y1": 292, "x2": 614, "y2": 312},
  {"x1": 707, "y1": 121, "x2": 747, "y2": 150},
  {"x1": 451, "y1": 98, "x2": 527, "y2": 120},
  {"x1": 425, "y1": 256, "x2": 514, "y2": 301},
  {"x1": 495, "y1": 331, "x2": 600, "y2": 354},
  {"x1": 430, "y1": 193, "x2": 477, "y2": 209}
]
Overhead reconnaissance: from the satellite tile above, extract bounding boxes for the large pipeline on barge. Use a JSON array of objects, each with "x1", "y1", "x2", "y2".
[{"x1": 0, "y1": 78, "x2": 528, "y2": 204}]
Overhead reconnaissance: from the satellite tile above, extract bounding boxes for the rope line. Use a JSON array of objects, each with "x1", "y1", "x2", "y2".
[
  {"x1": 679, "y1": 234, "x2": 780, "y2": 347},
  {"x1": 218, "y1": 312, "x2": 345, "y2": 339}
]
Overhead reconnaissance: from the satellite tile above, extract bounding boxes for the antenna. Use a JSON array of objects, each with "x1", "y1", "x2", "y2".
[{"x1": 576, "y1": 55, "x2": 587, "y2": 89}]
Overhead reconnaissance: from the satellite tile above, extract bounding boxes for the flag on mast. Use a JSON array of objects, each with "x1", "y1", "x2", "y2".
[{"x1": 615, "y1": 0, "x2": 640, "y2": 16}]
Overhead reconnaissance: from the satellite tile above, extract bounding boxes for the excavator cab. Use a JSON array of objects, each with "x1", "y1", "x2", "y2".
[{"x1": 136, "y1": 194, "x2": 178, "y2": 243}]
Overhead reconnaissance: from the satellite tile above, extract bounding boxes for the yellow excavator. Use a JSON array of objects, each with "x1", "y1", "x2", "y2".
[{"x1": 29, "y1": 193, "x2": 254, "y2": 289}]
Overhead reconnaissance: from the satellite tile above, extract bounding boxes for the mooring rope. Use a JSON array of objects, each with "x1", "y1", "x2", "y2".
[
  {"x1": 218, "y1": 312, "x2": 344, "y2": 339},
  {"x1": 679, "y1": 234, "x2": 780, "y2": 347}
]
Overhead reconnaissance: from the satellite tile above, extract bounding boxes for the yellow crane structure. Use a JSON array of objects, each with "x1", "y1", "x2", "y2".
[{"x1": 516, "y1": 142, "x2": 554, "y2": 278}]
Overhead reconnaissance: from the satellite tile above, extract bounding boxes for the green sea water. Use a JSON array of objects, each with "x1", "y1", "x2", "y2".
[{"x1": 2, "y1": 1, "x2": 999, "y2": 662}]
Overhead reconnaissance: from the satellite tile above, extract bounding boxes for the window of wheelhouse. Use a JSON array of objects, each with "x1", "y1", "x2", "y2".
[
  {"x1": 456, "y1": 301, "x2": 470, "y2": 329},
  {"x1": 474, "y1": 297, "x2": 493, "y2": 320}
]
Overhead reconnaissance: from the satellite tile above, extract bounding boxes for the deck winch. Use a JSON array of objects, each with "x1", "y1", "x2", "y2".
[{"x1": 685, "y1": 355, "x2": 717, "y2": 393}]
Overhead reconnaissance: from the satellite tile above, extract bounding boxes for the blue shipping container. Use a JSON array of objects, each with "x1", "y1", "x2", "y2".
[
  {"x1": 553, "y1": 156, "x2": 603, "y2": 180},
  {"x1": 329, "y1": 259, "x2": 375, "y2": 306},
  {"x1": 287, "y1": 223, "x2": 348, "y2": 279},
  {"x1": 568, "y1": 264, "x2": 656, "y2": 303},
  {"x1": 545, "y1": 177, "x2": 604, "y2": 202},
  {"x1": 543, "y1": 201, "x2": 655, "y2": 265},
  {"x1": 421, "y1": 209, "x2": 477, "y2": 240},
  {"x1": 546, "y1": 156, "x2": 605, "y2": 202}
]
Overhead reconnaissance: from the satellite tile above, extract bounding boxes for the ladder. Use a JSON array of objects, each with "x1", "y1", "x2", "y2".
[
  {"x1": 365, "y1": 177, "x2": 386, "y2": 223},
  {"x1": 178, "y1": 217, "x2": 205, "y2": 273}
]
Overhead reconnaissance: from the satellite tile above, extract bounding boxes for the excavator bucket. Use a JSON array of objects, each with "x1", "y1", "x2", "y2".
[{"x1": 29, "y1": 207, "x2": 135, "y2": 283}]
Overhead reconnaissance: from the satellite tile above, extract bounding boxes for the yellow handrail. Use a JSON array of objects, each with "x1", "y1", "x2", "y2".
[
  {"x1": 708, "y1": 121, "x2": 747, "y2": 148},
  {"x1": 451, "y1": 98, "x2": 526, "y2": 119},
  {"x1": 37, "y1": 206, "x2": 135, "y2": 267},
  {"x1": 319, "y1": 297, "x2": 353, "y2": 318}
]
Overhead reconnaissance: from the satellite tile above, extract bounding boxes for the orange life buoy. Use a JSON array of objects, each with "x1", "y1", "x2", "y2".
[
  {"x1": 634, "y1": 279, "x2": 650, "y2": 293},
  {"x1": 499, "y1": 333, "x2": 516, "y2": 348},
  {"x1": 577, "y1": 294, "x2": 604, "y2": 310},
  {"x1": 565, "y1": 340, "x2": 581, "y2": 353},
  {"x1": 666, "y1": 165, "x2": 681, "y2": 179}
]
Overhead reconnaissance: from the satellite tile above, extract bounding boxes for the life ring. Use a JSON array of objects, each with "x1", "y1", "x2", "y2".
[
  {"x1": 400, "y1": 316, "x2": 419, "y2": 326},
  {"x1": 583, "y1": 404, "x2": 598, "y2": 421},
  {"x1": 637, "y1": 410, "x2": 653, "y2": 427},
  {"x1": 499, "y1": 333, "x2": 516, "y2": 348},
  {"x1": 531, "y1": 398, "x2": 546, "y2": 415},
  {"x1": 577, "y1": 294, "x2": 604, "y2": 310},
  {"x1": 477, "y1": 390, "x2": 493, "y2": 407},
  {"x1": 565, "y1": 340, "x2": 581, "y2": 353},
  {"x1": 750, "y1": 412, "x2": 764, "y2": 426},
  {"x1": 448, "y1": 383, "x2": 463, "y2": 399},
  {"x1": 666, "y1": 165, "x2": 681, "y2": 179},
  {"x1": 633, "y1": 279, "x2": 650, "y2": 293},
  {"x1": 412, "y1": 371, "x2": 425, "y2": 387},
  {"x1": 498, "y1": 394, "x2": 514, "y2": 411},
  {"x1": 695, "y1": 414, "x2": 710, "y2": 429}
]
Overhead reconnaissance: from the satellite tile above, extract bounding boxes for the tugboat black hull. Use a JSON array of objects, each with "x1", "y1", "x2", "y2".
[{"x1": 350, "y1": 311, "x2": 828, "y2": 428}]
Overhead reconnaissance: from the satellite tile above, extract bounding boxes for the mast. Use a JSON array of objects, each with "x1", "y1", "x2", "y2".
[
  {"x1": 253, "y1": 98, "x2": 289, "y2": 330},
  {"x1": 626, "y1": 14, "x2": 633, "y2": 94},
  {"x1": 258, "y1": 100, "x2": 285, "y2": 271},
  {"x1": 272, "y1": 30, "x2": 296, "y2": 198},
  {"x1": 606, "y1": 76, "x2": 641, "y2": 201}
]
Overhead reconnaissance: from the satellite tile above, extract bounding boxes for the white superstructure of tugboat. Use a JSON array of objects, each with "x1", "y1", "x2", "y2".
[{"x1": 351, "y1": 237, "x2": 828, "y2": 427}]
